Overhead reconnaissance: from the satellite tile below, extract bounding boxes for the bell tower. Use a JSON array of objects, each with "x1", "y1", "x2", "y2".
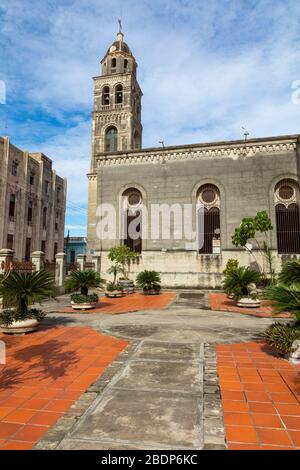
[{"x1": 91, "y1": 27, "x2": 143, "y2": 170}]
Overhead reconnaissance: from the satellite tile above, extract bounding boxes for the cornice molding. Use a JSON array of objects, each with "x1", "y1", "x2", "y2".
[{"x1": 95, "y1": 138, "x2": 298, "y2": 168}]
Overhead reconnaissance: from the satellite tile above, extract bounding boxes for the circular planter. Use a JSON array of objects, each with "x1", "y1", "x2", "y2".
[
  {"x1": 143, "y1": 289, "x2": 161, "y2": 296},
  {"x1": 70, "y1": 302, "x2": 96, "y2": 311},
  {"x1": 237, "y1": 298, "x2": 261, "y2": 308},
  {"x1": 105, "y1": 291, "x2": 123, "y2": 298},
  {"x1": 118, "y1": 280, "x2": 135, "y2": 295},
  {"x1": 0, "y1": 319, "x2": 40, "y2": 334}
]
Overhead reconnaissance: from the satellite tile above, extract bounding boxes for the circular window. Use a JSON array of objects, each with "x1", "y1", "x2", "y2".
[
  {"x1": 128, "y1": 192, "x2": 141, "y2": 207},
  {"x1": 278, "y1": 185, "x2": 294, "y2": 201},
  {"x1": 201, "y1": 188, "x2": 216, "y2": 204}
]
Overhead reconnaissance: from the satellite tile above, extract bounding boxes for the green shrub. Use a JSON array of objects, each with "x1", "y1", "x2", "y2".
[
  {"x1": 0, "y1": 308, "x2": 46, "y2": 326},
  {"x1": 223, "y1": 259, "x2": 239, "y2": 276},
  {"x1": 222, "y1": 266, "x2": 261, "y2": 300},
  {"x1": 263, "y1": 322, "x2": 300, "y2": 355},
  {"x1": 264, "y1": 283, "x2": 300, "y2": 322},
  {"x1": 65, "y1": 270, "x2": 105, "y2": 296},
  {"x1": 136, "y1": 270, "x2": 161, "y2": 294},
  {"x1": 279, "y1": 260, "x2": 300, "y2": 285},
  {"x1": 106, "y1": 282, "x2": 123, "y2": 292},
  {"x1": 70, "y1": 293, "x2": 99, "y2": 304}
]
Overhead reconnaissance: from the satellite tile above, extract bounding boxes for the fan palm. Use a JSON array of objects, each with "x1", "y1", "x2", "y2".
[
  {"x1": 136, "y1": 270, "x2": 161, "y2": 293},
  {"x1": 65, "y1": 270, "x2": 105, "y2": 296},
  {"x1": 222, "y1": 266, "x2": 261, "y2": 299},
  {"x1": 264, "y1": 283, "x2": 300, "y2": 322},
  {"x1": 0, "y1": 271, "x2": 55, "y2": 314},
  {"x1": 279, "y1": 260, "x2": 300, "y2": 285}
]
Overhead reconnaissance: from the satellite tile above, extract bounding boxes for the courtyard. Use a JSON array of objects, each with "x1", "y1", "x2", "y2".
[{"x1": 0, "y1": 290, "x2": 299, "y2": 451}]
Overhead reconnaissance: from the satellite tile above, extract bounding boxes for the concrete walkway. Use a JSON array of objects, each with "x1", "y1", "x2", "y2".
[{"x1": 35, "y1": 291, "x2": 288, "y2": 450}]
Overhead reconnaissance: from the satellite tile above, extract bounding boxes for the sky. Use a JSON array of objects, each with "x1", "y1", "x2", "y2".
[{"x1": 1, "y1": 0, "x2": 300, "y2": 237}]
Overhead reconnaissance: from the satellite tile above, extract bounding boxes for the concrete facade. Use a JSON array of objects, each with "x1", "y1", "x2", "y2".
[
  {"x1": 0, "y1": 136, "x2": 67, "y2": 262},
  {"x1": 87, "y1": 32, "x2": 300, "y2": 287}
]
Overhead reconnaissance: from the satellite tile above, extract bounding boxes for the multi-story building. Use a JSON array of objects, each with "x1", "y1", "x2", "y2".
[
  {"x1": 0, "y1": 136, "x2": 67, "y2": 262},
  {"x1": 64, "y1": 236, "x2": 87, "y2": 266}
]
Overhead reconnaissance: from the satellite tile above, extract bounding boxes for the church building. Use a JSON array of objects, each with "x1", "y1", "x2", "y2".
[{"x1": 87, "y1": 29, "x2": 300, "y2": 287}]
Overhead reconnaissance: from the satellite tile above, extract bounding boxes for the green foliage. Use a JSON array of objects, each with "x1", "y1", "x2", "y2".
[
  {"x1": 263, "y1": 322, "x2": 300, "y2": 355},
  {"x1": 136, "y1": 270, "x2": 161, "y2": 294},
  {"x1": 65, "y1": 270, "x2": 105, "y2": 296},
  {"x1": 264, "y1": 283, "x2": 300, "y2": 321},
  {"x1": 108, "y1": 246, "x2": 139, "y2": 279},
  {"x1": 107, "y1": 263, "x2": 124, "y2": 284},
  {"x1": 0, "y1": 308, "x2": 46, "y2": 326},
  {"x1": 253, "y1": 211, "x2": 273, "y2": 233},
  {"x1": 0, "y1": 271, "x2": 55, "y2": 314},
  {"x1": 70, "y1": 293, "x2": 99, "y2": 304},
  {"x1": 223, "y1": 259, "x2": 239, "y2": 276},
  {"x1": 222, "y1": 266, "x2": 261, "y2": 300},
  {"x1": 279, "y1": 260, "x2": 300, "y2": 285},
  {"x1": 232, "y1": 211, "x2": 273, "y2": 248},
  {"x1": 106, "y1": 282, "x2": 124, "y2": 292}
]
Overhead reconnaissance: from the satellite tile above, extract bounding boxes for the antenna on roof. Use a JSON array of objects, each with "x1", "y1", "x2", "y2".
[
  {"x1": 159, "y1": 140, "x2": 165, "y2": 149},
  {"x1": 242, "y1": 127, "x2": 250, "y2": 142}
]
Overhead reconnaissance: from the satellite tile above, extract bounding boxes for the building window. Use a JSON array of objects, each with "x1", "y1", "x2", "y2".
[
  {"x1": 42, "y1": 207, "x2": 47, "y2": 229},
  {"x1": 7, "y1": 234, "x2": 14, "y2": 250},
  {"x1": 70, "y1": 250, "x2": 76, "y2": 264},
  {"x1": 197, "y1": 184, "x2": 221, "y2": 254},
  {"x1": 54, "y1": 243, "x2": 58, "y2": 261},
  {"x1": 45, "y1": 180, "x2": 50, "y2": 196},
  {"x1": 122, "y1": 188, "x2": 143, "y2": 254},
  {"x1": 29, "y1": 171, "x2": 35, "y2": 185},
  {"x1": 25, "y1": 238, "x2": 31, "y2": 261},
  {"x1": 124, "y1": 59, "x2": 128, "y2": 70},
  {"x1": 115, "y1": 85, "x2": 123, "y2": 104},
  {"x1": 12, "y1": 160, "x2": 19, "y2": 176},
  {"x1": 102, "y1": 86, "x2": 110, "y2": 105},
  {"x1": 27, "y1": 201, "x2": 33, "y2": 224},
  {"x1": 55, "y1": 211, "x2": 59, "y2": 231},
  {"x1": 275, "y1": 179, "x2": 300, "y2": 254},
  {"x1": 41, "y1": 240, "x2": 46, "y2": 253},
  {"x1": 9, "y1": 194, "x2": 16, "y2": 219},
  {"x1": 111, "y1": 58, "x2": 117, "y2": 72},
  {"x1": 105, "y1": 126, "x2": 118, "y2": 152},
  {"x1": 134, "y1": 130, "x2": 140, "y2": 149}
]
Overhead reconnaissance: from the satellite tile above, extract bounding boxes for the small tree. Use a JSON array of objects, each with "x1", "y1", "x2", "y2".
[
  {"x1": 108, "y1": 246, "x2": 139, "y2": 280},
  {"x1": 107, "y1": 263, "x2": 124, "y2": 284},
  {"x1": 231, "y1": 211, "x2": 275, "y2": 280}
]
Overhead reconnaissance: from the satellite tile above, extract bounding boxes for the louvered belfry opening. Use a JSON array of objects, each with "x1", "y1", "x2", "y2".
[
  {"x1": 197, "y1": 184, "x2": 221, "y2": 254},
  {"x1": 122, "y1": 188, "x2": 142, "y2": 254},
  {"x1": 275, "y1": 179, "x2": 300, "y2": 254}
]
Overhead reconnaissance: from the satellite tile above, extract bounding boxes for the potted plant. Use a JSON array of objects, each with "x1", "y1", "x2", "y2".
[
  {"x1": 65, "y1": 270, "x2": 105, "y2": 311},
  {"x1": 222, "y1": 266, "x2": 261, "y2": 308},
  {"x1": 108, "y1": 246, "x2": 139, "y2": 292},
  {"x1": 136, "y1": 270, "x2": 161, "y2": 295},
  {"x1": 105, "y1": 282, "x2": 124, "y2": 298},
  {"x1": 0, "y1": 271, "x2": 55, "y2": 334}
]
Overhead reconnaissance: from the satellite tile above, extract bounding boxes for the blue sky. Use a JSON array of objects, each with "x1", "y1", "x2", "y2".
[{"x1": 1, "y1": 0, "x2": 300, "y2": 237}]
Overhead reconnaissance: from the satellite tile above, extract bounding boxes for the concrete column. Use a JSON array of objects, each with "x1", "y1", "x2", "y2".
[
  {"x1": 77, "y1": 254, "x2": 86, "y2": 271},
  {"x1": 92, "y1": 254, "x2": 101, "y2": 273},
  {"x1": 31, "y1": 251, "x2": 45, "y2": 272},
  {"x1": 55, "y1": 252, "x2": 66, "y2": 287},
  {"x1": 0, "y1": 249, "x2": 14, "y2": 274}
]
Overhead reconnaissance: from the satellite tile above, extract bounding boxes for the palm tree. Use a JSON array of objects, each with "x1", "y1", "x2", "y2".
[
  {"x1": 222, "y1": 266, "x2": 261, "y2": 299},
  {"x1": 264, "y1": 283, "x2": 300, "y2": 322},
  {"x1": 107, "y1": 263, "x2": 124, "y2": 285},
  {"x1": 136, "y1": 270, "x2": 161, "y2": 294},
  {"x1": 0, "y1": 271, "x2": 55, "y2": 314},
  {"x1": 65, "y1": 270, "x2": 105, "y2": 296},
  {"x1": 279, "y1": 260, "x2": 300, "y2": 285}
]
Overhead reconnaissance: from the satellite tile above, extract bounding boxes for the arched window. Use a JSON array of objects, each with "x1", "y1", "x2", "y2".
[
  {"x1": 124, "y1": 59, "x2": 128, "y2": 70},
  {"x1": 102, "y1": 86, "x2": 110, "y2": 106},
  {"x1": 105, "y1": 127, "x2": 118, "y2": 152},
  {"x1": 42, "y1": 207, "x2": 47, "y2": 229},
  {"x1": 133, "y1": 130, "x2": 140, "y2": 149},
  {"x1": 122, "y1": 188, "x2": 143, "y2": 253},
  {"x1": 111, "y1": 58, "x2": 117, "y2": 72},
  {"x1": 275, "y1": 179, "x2": 300, "y2": 253},
  {"x1": 197, "y1": 184, "x2": 221, "y2": 254},
  {"x1": 115, "y1": 85, "x2": 123, "y2": 104}
]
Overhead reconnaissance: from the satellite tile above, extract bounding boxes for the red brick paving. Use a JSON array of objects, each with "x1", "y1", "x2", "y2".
[
  {"x1": 0, "y1": 326, "x2": 128, "y2": 450},
  {"x1": 209, "y1": 292, "x2": 290, "y2": 318},
  {"x1": 63, "y1": 292, "x2": 176, "y2": 314},
  {"x1": 216, "y1": 342, "x2": 300, "y2": 450}
]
